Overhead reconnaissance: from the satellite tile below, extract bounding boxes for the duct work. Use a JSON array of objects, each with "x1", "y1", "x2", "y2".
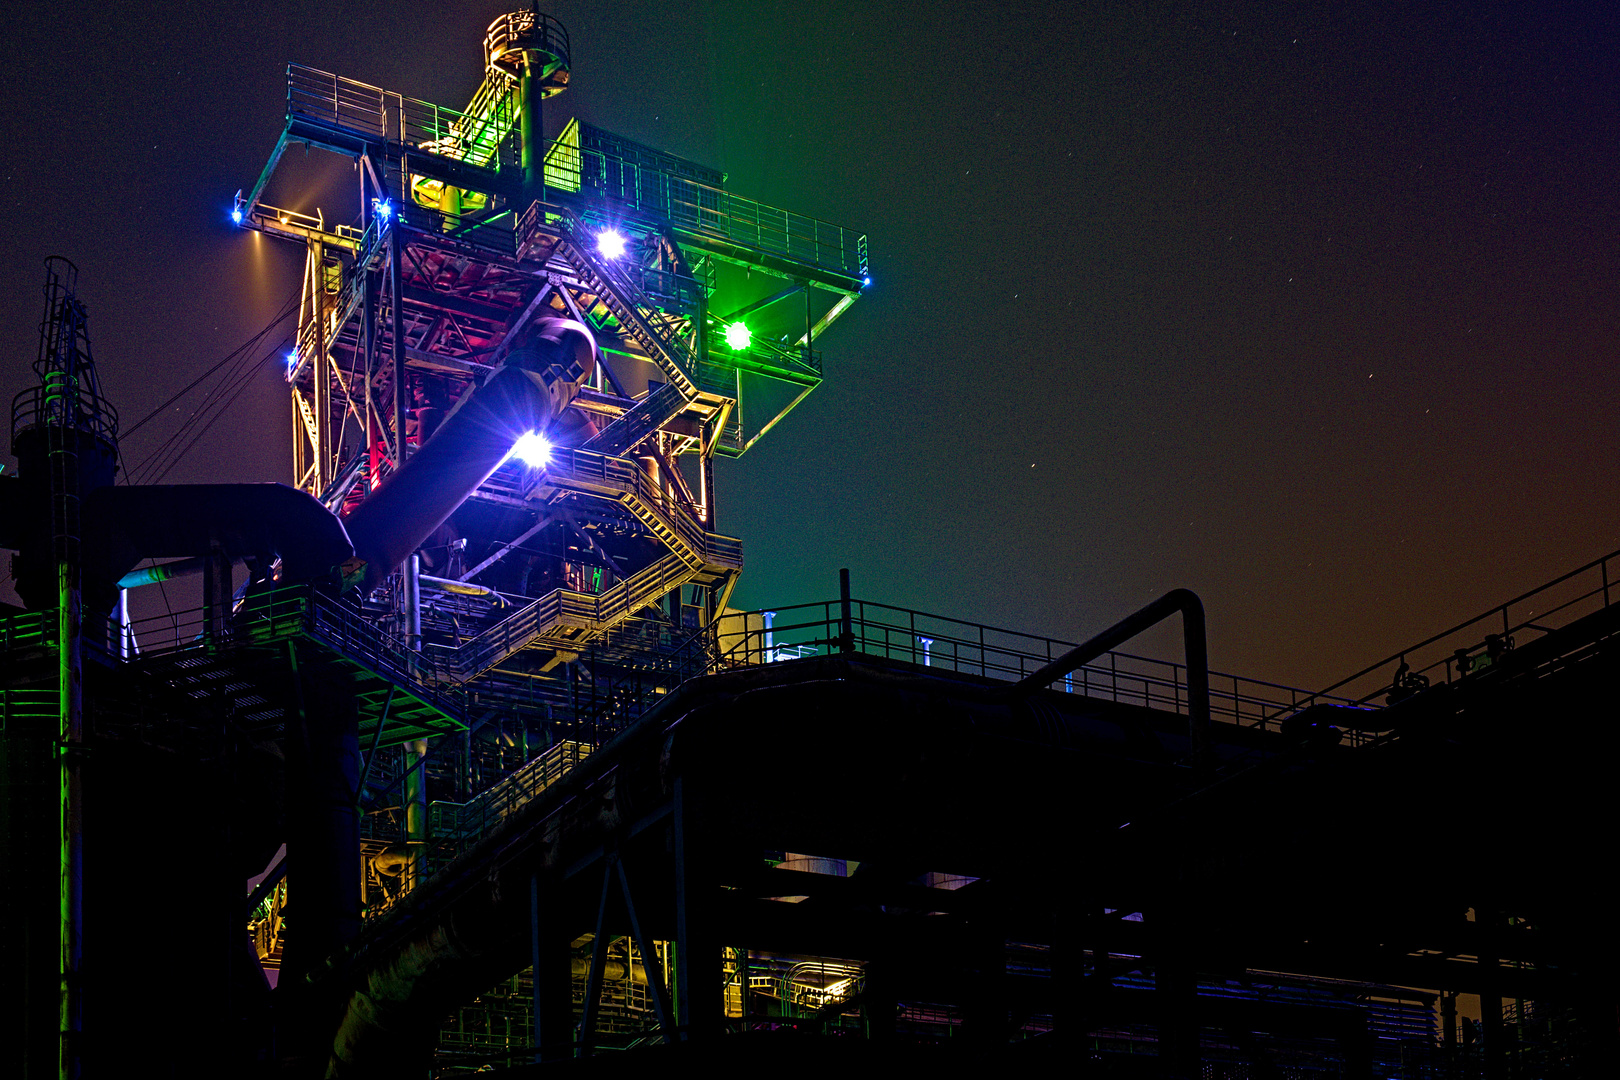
[{"x1": 343, "y1": 317, "x2": 597, "y2": 591}]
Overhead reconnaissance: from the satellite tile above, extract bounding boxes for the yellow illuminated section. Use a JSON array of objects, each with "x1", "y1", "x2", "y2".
[{"x1": 544, "y1": 117, "x2": 582, "y2": 193}]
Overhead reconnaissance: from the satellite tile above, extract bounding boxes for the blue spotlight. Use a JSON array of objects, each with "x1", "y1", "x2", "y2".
[
  {"x1": 375, "y1": 199, "x2": 393, "y2": 221},
  {"x1": 231, "y1": 207, "x2": 243, "y2": 225}
]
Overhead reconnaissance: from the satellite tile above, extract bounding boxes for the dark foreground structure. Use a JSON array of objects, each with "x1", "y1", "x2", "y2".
[{"x1": 2, "y1": 10, "x2": 1615, "y2": 1079}]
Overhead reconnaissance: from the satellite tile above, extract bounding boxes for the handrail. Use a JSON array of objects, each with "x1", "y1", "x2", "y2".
[
  {"x1": 1281, "y1": 545, "x2": 1620, "y2": 716},
  {"x1": 706, "y1": 596, "x2": 1354, "y2": 740},
  {"x1": 546, "y1": 145, "x2": 867, "y2": 281},
  {"x1": 285, "y1": 63, "x2": 521, "y2": 173}
]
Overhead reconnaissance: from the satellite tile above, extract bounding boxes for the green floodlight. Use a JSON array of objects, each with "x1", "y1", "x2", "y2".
[{"x1": 725, "y1": 321, "x2": 751, "y2": 350}]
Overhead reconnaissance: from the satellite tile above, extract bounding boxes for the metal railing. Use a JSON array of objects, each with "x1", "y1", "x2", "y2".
[
  {"x1": 364, "y1": 739, "x2": 592, "y2": 919},
  {"x1": 0, "y1": 609, "x2": 56, "y2": 653},
  {"x1": 286, "y1": 64, "x2": 520, "y2": 173},
  {"x1": 1, "y1": 687, "x2": 58, "y2": 731},
  {"x1": 437, "y1": 739, "x2": 589, "y2": 849},
  {"x1": 548, "y1": 148, "x2": 867, "y2": 282},
  {"x1": 122, "y1": 586, "x2": 467, "y2": 721},
  {"x1": 537, "y1": 446, "x2": 716, "y2": 567},
  {"x1": 1281, "y1": 545, "x2": 1620, "y2": 716},
  {"x1": 283, "y1": 63, "x2": 865, "y2": 286},
  {"x1": 711, "y1": 599, "x2": 1349, "y2": 735},
  {"x1": 399, "y1": 206, "x2": 517, "y2": 255}
]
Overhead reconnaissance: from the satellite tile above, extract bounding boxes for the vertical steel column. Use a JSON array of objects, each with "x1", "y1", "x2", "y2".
[
  {"x1": 311, "y1": 240, "x2": 331, "y2": 493},
  {"x1": 526, "y1": 871, "x2": 576, "y2": 1062},
  {"x1": 1478, "y1": 907, "x2": 1504, "y2": 1080},
  {"x1": 1152, "y1": 904, "x2": 1198, "y2": 1075},
  {"x1": 291, "y1": 392, "x2": 306, "y2": 490},
  {"x1": 403, "y1": 739, "x2": 427, "y2": 890},
  {"x1": 362, "y1": 230, "x2": 380, "y2": 489},
  {"x1": 53, "y1": 439, "x2": 83, "y2": 1080},
  {"x1": 405, "y1": 554, "x2": 421, "y2": 652},
  {"x1": 672, "y1": 774, "x2": 719, "y2": 1041},
  {"x1": 961, "y1": 885, "x2": 1008, "y2": 1052},
  {"x1": 519, "y1": 56, "x2": 544, "y2": 208},
  {"x1": 861, "y1": 959, "x2": 897, "y2": 1042},
  {"x1": 1441, "y1": 992, "x2": 1457, "y2": 1064},
  {"x1": 696, "y1": 292, "x2": 714, "y2": 531},
  {"x1": 116, "y1": 588, "x2": 132, "y2": 660},
  {"x1": 280, "y1": 643, "x2": 362, "y2": 988},
  {"x1": 804, "y1": 281, "x2": 813, "y2": 368},
  {"x1": 201, "y1": 541, "x2": 231, "y2": 644},
  {"x1": 389, "y1": 225, "x2": 406, "y2": 467},
  {"x1": 839, "y1": 568, "x2": 853, "y2": 654}
]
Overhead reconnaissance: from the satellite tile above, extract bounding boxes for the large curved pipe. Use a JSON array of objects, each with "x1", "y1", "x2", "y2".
[
  {"x1": 80, "y1": 482, "x2": 355, "y2": 600},
  {"x1": 343, "y1": 318, "x2": 596, "y2": 590},
  {"x1": 1008, "y1": 588, "x2": 1210, "y2": 765}
]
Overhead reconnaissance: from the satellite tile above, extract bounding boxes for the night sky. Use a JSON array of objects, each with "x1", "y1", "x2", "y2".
[{"x1": 2, "y1": 1, "x2": 1618, "y2": 691}]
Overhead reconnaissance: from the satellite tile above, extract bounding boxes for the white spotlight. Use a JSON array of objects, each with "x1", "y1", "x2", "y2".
[
  {"x1": 510, "y1": 431, "x2": 553, "y2": 467},
  {"x1": 596, "y1": 229, "x2": 627, "y2": 260}
]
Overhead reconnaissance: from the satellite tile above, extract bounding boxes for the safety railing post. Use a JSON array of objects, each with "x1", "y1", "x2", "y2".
[{"x1": 839, "y1": 569, "x2": 853, "y2": 654}]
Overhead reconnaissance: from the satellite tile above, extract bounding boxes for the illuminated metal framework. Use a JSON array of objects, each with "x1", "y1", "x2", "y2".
[
  {"x1": 236, "y1": 22, "x2": 865, "y2": 707},
  {"x1": 224, "y1": 15, "x2": 872, "y2": 1050},
  {"x1": 5, "y1": 11, "x2": 1612, "y2": 1080}
]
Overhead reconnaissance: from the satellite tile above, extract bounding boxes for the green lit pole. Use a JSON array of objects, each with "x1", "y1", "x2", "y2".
[
  {"x1": 519, "y1": 54, "x2": 544, "y2": 210},
  {"x1": 50, "y1": 417, "x2": 84, "y2": 1080}
]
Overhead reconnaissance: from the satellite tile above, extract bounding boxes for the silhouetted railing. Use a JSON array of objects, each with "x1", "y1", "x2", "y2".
[
  {"x1": 1281, "y1": 546, "x2": 1620, "y2": 717},
  {"x1": 709, "y1": 599, "x2": 1346, "y2": 735}
]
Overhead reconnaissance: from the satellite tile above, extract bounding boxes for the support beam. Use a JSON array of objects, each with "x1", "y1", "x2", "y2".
[
  {"x1": 389, "y1": 227, "x2": 407, "y2": 465},
  {"x1": 459, "y1": 516, "x2": 552, "y2": 583}
]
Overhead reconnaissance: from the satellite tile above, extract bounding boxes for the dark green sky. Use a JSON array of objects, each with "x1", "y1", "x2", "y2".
[{"x1": 2, "y1": 0, "x2": 1618, "y2": 689}]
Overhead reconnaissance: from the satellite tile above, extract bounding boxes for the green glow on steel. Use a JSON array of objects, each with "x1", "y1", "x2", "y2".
[{"x1": 725, "y1": 322, "x2": 751, "y2": 351}]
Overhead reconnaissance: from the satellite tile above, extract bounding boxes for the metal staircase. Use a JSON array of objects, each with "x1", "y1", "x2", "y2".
[
  {"x1": 550, "y1": 230, "x2": 699, "y2": 396},
  {"x1": 583, "y1": 381, "x2": 689, "y2": 458}
]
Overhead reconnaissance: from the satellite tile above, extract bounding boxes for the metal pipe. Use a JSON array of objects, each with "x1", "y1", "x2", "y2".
[
  {"x1": 342, "y1": 318, "x2": 595, "y2": 590},
  {"x1": 520, "y1": 54, "x2": 544, "y2": 206},
  {"x1": 403, "y1": 739, "x2": 428, "y2": 888},
  {"x1": 418, "y1": 574, "x2": 506, "y2": 603},
  {"x1": 405, "y1": 554, "x2": 421, "y2": 652},
  {"x1": 116, "y1": 556, "x2": 209, "y2": 589},
  {"x1": 1010, "y1": 589, "x2": 1211, "y2": 766}
]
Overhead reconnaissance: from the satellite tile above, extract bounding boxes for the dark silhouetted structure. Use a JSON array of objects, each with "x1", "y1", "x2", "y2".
[{"x1": 2, "y1": 10, "x2": 1614, "y2": 1080}]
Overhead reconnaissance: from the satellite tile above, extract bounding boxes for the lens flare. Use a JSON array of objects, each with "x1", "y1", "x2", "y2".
[
  {"x1": 510, "y1": 431, "x2": 552, "y2": 466},
  {"x1": 597, "y1": 229, "x2": 627, "y2": 259},
  {"x1": 725, "y1": 321, "x2": 751, "y2": 350}
]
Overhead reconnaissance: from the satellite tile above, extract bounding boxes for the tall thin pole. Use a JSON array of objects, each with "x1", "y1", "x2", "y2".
[{"x1": 839, "y1": 568, "x2": 853, "y2": 654}]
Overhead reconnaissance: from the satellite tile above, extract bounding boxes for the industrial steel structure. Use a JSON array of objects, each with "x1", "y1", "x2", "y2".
[{"x1": 2, "y1": 9, "x2": 1616, "y2": 1079}]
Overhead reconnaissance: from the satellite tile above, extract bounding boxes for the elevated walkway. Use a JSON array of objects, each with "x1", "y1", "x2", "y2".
[
  {"x1": 246, "y1": 66, "x2": 867, "y2": 296},
  {"x1": 115, "y1": 587, "x2": 468, "y2": 748},
  {"x1": 426, "y1": 548, "x2": 713, "y2": 682}
]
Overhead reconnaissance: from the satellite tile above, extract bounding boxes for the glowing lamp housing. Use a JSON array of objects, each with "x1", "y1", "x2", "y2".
[
  {"x1": 596, "y1": 229, "x2": 627, "y2": 260},
  {"x1": 724, "y1": 321, "x2": 751, "y2": 350},
  {"x1": 509, "y1": 431, "x2": 553, "y2": 467}
]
